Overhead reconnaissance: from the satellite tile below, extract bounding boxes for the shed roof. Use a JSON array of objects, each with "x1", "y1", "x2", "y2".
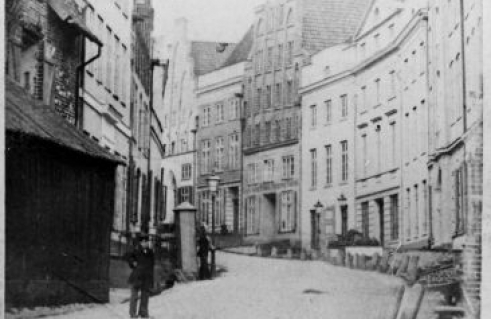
[
  {"x1": 302, "y1": 0, "x2": 372, "y2": 54},
  {"x1": 6, "y1": 79, "x2": 123, "y2": 164},
  {"x1": 190, "y1": 41, "x2": 237, "y2": 76}
]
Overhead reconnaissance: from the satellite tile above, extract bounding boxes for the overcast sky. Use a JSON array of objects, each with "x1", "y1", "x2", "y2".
[{"x1": 153, "y1": 0, "x2": 264, "y2": 43}]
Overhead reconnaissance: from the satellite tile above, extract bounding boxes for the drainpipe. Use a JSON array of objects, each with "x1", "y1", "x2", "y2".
[{"x1": 75, "y1": 38, "x2": 102, "y2": 130}]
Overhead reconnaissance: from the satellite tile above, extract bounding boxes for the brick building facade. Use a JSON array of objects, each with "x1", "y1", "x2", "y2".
[
  {"x1": 427, "y1": 0, "x2": 483, "y2": 314},
  {"x1": 195, "y1": 30, "x2": 252, "y2": 233},
  {"x1": 242, "y1": 0, "x2": 371, "y2": 246}
]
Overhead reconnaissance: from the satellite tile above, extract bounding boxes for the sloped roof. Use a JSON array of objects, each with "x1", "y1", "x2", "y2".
[
  {"x1": 302, "y1": 0, "x2": 372, "y2": 54},
  {"x1": 6, "y1": 79, "x2": 123, "y2": 164},
  {"x1": 221, "y1": 26, "x2": 254, "y2": 68},
  {"x1": 190, "y1": 41, "x2": 237, "y2": 76}
]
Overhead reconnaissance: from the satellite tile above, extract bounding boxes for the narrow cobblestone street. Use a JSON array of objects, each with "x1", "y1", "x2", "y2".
[{"x1": 7, "y1": 252, "x2": 406, "y2": 319}]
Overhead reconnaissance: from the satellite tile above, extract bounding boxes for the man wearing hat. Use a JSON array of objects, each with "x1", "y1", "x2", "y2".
[{"x1": 127, "y1": 233, "x2": 155, "y2": 318}]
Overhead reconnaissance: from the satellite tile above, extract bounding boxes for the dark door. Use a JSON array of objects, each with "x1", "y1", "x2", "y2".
[
  {"x1": 376, "y1": 199, "x2": 384, "y2": 246},
  {"x1": 311, "y1": 210, "x2": 320, "y2": 250},
  {"x1": 233, "y1": 198, "x2": 239, "y2": 233}
]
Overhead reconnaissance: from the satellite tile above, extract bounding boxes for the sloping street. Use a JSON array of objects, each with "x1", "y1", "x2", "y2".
[{"x1": 8, "y1": 252, "x2": 404, "y2": 319}]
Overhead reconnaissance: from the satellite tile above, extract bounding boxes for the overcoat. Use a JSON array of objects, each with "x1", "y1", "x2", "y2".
[{"x1": 127, "y1": 246, "x2": 155, "y2": 289}]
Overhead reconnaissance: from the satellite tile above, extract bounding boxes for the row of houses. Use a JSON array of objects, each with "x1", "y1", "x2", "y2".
[
  {"x1": 5, "y1": 0, "x2": 168, "y2": 307},
  {"x1": 160, "y1": 0, "x2": 482, "y2": 314}
]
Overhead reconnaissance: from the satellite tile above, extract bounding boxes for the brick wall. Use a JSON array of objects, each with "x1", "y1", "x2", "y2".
[{"x1": 18, "y1": 0, "x2": 83, "y2": 125}]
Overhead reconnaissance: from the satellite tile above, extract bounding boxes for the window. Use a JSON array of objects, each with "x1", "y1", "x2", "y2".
[
  {"x1": 341, "y1": 95, "x2": 348, "y2": 117},
  {"x1": 275, "y1": 119, "x2": 281, "y2": 142},
  {"x1": 423, "y1": 180, "x2": 428, "y2": 235},
  {"x1": 229, "y1": 133, "x2": 239, "y2": 169},
  {"x1": 256, "y1": 88, "x2": 262, "y2": 110},
  {"x1": 361, "y1": 202, "x2": 369, "y2": 238},
  {"x1": 280, "y1": 191, "x2": 295, "y2": 232},
  {"x1": 264, "y1": 159, "x2": 274, "y2": 182},
  {"x1": 454, "y1": 166, "x2": 466, "y2": 235},
  {"x1": 390, "y1": 195, "x2": 399, "y2": 240},
  {"x1": 287, "y1": 41, "x2": 293, "y2": 66},
  {"x1": 325, "y1": 100, "x2": 332, "y2": 123},
  {"x1": 406, "y1": 188, "x2": 411, "y2": 239},
  {"x1": 341, "y1": 141, "x2": 348, "y2": 182},
  {"x1": 277, "y1": 44, "x2": 283, "y2": 69},
  {"x1": 215, "y1": 137, "x2": 224, "y2": 170},
  {"x1": 122, "y1": 45, "x2": 128, "y2": 104},
  {"x1": 311, "y1": 149, "x2": 317, "y2": 187},
  {"x1": 256, "y1": 49, "x2": 263, "y2": 73},
  {"x1": 310, "y1": 105, "x2": 317, "y2": 128},
  {"x1": 216, "y1": 103, "x2": 224, "y2": 122},
  {"x1": 286, "y1": 117, "x2": 292, "y2": 139},
  {"x1": 266, "y1": 85, "x2": 272, "y2": 108},
  {"x1": 246, "y1": 196, "x2": 259, "y2": 234},
  {"x1": 202, "y1": 140, "x2": 211, "y2": 174},
  {"x1": 248, "y1": 163, "x2": 259, "y2": 184},
  {"x1": 265, "y1": 121, "x2": 271, "y2": 143},
  {"x1": 282, "y1": 155, "x2": 294, "y2": 179},
  {"x1": 230, "y1": 98, "x2": 240, "y2": 120},
  {"x1": 254, "y1": 122, "x2": 260, "y2": 146},
  {"x1": 267, "y1": 47, "x2": 273, "y2": 71},
  {"x1": 287, "y1": 80, "x2": 293, "y2": 104},
  {"x1": 325, "y1": 145, "x2": 332, "y2": 185},
  {"x1": 275, "y1": 83, "x2": 282, "y2": 107},
  {"x1": 202, "y1": 107, "x2": 210, "y2": 126}
]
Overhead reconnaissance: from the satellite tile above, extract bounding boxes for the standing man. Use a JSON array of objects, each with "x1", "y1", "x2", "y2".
[
  {"x1": 197, "y1": 225, "x2": 214, "y2": 280},
  {"x1": 128, "y1": 234, "x2": 155, "y2": 318}
]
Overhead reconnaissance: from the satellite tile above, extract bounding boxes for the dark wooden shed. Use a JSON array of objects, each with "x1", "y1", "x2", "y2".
[{"x1": 5, "y1": 80, "x2": 124, "y2": 307}]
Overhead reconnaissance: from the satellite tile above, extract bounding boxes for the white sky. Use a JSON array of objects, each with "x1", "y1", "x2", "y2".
[{"x1": 153, "y1": 0, "x2": 265, "y2": 43}]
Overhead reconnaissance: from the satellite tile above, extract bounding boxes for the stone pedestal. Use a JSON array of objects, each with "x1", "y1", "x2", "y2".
[{"x1": 174, "y1": 202, "x2": 198, "y2": 276}]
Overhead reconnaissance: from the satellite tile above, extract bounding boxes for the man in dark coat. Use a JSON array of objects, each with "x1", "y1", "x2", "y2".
[
  {"x1": 197, "y1": 225, "x2": 214, "y2": 280},
  {"x1": 128, "y1": 234, "x2": 155, "y2": 318}
]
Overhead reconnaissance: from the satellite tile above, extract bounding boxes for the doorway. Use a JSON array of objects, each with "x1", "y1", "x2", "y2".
[
  {"x1": 376, "y1": 198, "x2": 384, "y2": 246},
  {"x1": 311, "y1": 210, "x2": 320, "y2": 250}
]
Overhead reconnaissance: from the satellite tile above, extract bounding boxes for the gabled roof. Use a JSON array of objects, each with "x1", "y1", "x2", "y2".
[
  {"x1": 221, "y1": 26, "x2": 254, "y2": 68},
  {"x1": 302, "y1": 0, "x2": 372, "y2": 54},
  {"x1": 6, "y1": 79, "x2": 123, "y2": 164},
  {"x1": 190, "y1": 41, "x2": 237, "y2": 76}
]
